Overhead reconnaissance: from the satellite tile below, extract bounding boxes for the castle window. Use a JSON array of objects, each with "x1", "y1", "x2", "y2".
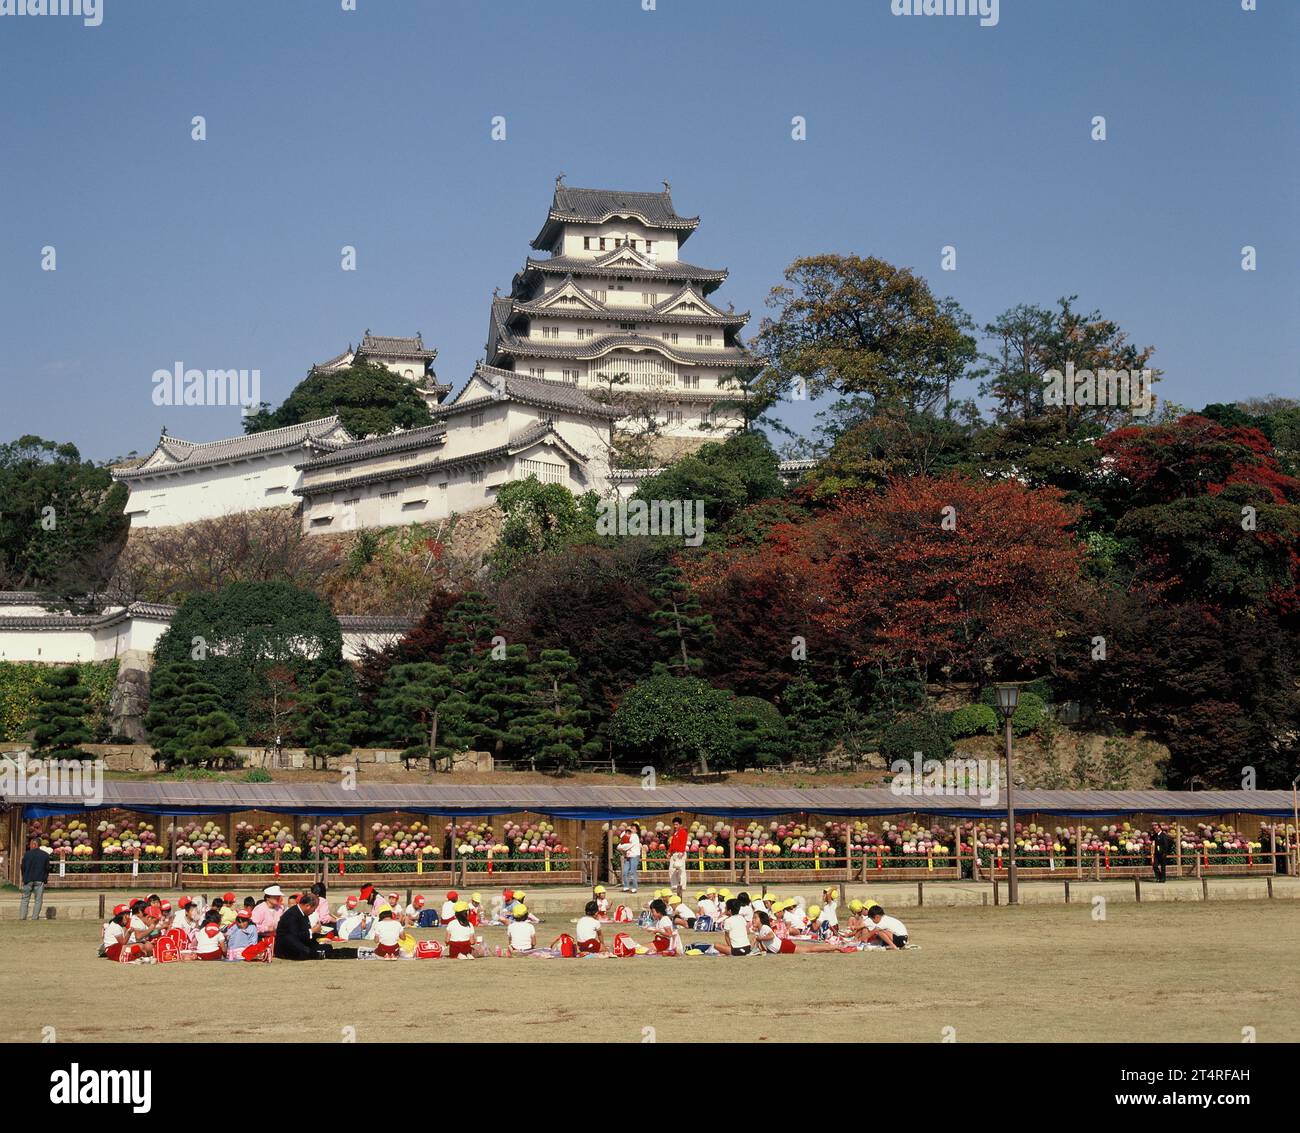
[
  {"x1": 599, "y1": 238, "x2": 607, "y2": 251},
  {"x1": 519, "y1": 458, "x2": 566, "y2": 484},
  {"x1": 583, "y1": 237, "x2": 592, "y2": 250},
  {"x1": 470, "y1": 412, "x2": 484, "y2": 428},
  {"x1": 379, "y1": 491, "x2": 398, "y2": 500}
]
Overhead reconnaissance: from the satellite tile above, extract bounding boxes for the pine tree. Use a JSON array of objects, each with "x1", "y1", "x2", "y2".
[
  {"x1": 31, "y1": 666, "x2": 92, "y2": 760},
  {"x1": 374, "y1": 662, "x2": 464, "y2": 768},
  {"x1": 297, "y1": 668, "x2": 366, "y2": 769},
  {"x1": 143, "y1": 663, "x2": 232, "y2": 769},
  {"x1": 649, "y1": 565, "x2": 715, "y2": 675},
  {"x1": 473, "y1": 643, "x2": 534, "y2": 762},
  {"x1": 179, "y1": 710, "x2": 243, "y2": 769},
  {"x1": 521, "y1": 649, "x2": 588, "y2": 774},
  {"x1": 442, "y1": 591, "x2": 499, "y2": 672}
]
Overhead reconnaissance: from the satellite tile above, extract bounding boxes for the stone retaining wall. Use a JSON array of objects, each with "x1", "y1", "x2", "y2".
[{"x1": 0, "y1": 742, "x2": 493, "y2": 774}]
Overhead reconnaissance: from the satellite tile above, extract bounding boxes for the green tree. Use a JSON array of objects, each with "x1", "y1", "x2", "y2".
[
  {"x1": 374, "y1": 661, "x2": 461, "y2": 768},
  {"x1": 144, "y1": 663, "x2": 236, "y2": 768},
  {"x1": 0, "y1": 436, "x2": 128, "y2": 598},
  {"x1": 492, "y1": 478, "x2": 599, "y2": 576},
  {"x1": 633, "y1": 431, "x2": 784, "y2": 527},
  {"x1": 472, "y1": 643, "x2": 534, "y2": 761},
  {"x1": 154, "y1": 581, "x2": 344, "y2": 735},
  {"x1": 731, "y1": 696, "x2": 790, "y2": 769},
  {"x1": 296, "y1": 668, "x2": 366, "y2": 768},
  {"x1": 609, "y1": 673, "x2": 736, "y2": 775},
  {"x1": 177, "y1": 709, "x2": 243, "y2": 769},
  {"x1": 243, "y1": 361, "x2": 433, "y2": 438},
  {"x1": 30, "y1": 667, "x2": 92, "y2": 759},
  {"x1": 520, "y1": 649, "x2": 588, "y2": 774},
  {"x1": 649, "y1": 565, "x2": 715, "y2": 675},
  {"x1": 754, "y1": 254, "x2": 977, "y2": 416}
]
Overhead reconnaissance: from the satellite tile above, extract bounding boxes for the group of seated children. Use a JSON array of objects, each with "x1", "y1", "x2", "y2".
[{"x1": 99, "y1": 881, "x2": 908, "y2": 964}]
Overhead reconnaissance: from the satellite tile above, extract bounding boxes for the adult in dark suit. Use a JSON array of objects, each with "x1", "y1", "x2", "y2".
[
  {"x1": 1152, "y1": 824, "x2": 1173, "y2": 883},
  {"x1": 274, "y1": 894, "x2": 333, "y2": 960}
]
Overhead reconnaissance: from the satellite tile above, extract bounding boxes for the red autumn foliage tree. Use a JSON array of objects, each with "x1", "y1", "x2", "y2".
[{"x1": 763, "y1": 475, "x2": 1086, "y2": 681}]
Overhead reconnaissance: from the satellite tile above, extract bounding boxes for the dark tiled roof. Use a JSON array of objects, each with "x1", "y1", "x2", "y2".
[
  {"x1": 447, "y1": 365, "x2": 622, "y2": 420},
  {"x1": 337, "y1": 615, "x2": 416, "y2": 633},
  {"x1": 510, "y1": 283, "x2": 747, "y2": 328},
  {"x1": 299, "y1": 423, "x2": 448, "y2": 472},
  {"x1": 494, "y1": 330, "x2": 757, "y2": 369},
  {"x1": 311, "y1": 348, "x2": 354, "y2": 372},
  {"x1": 0, "y1": 601, "x2": 178, "y2": 631},
  {"x1": 114, "y1": 418, "x2": 352, "y2": 481},
  {"x1": 531, "y1": 185, "x2": 699, "y2": 250},
  {"x1": 295, "y1": 420, "x2": 586, "y2": 499},
  {"x1": 521, "y1": 255, "x2": 728, "y2": 289},
  {"x1": 3, "y1": 780, "x2": 1294, "y2": 819},
  {"x1": 360, "y1": 332, "x2": 437, "y2": 361}
]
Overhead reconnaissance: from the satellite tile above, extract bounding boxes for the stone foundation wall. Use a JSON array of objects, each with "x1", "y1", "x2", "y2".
[{"x1": 0, "y1": 742, "x2": 494, "y2": 775}]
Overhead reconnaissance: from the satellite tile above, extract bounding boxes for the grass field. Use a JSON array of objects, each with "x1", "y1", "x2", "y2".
[{"x1": 2, "y1": 899, "x2": 1297, "y2": 1043}]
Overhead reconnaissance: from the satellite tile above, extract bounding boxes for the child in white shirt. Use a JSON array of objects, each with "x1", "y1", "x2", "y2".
[{"x1": 717, "y1": 898, "x2": 752, "y2": 957}]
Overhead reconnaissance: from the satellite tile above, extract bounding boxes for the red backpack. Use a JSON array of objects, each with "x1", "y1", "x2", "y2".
[
  {"x1": 551, "y1": 933, "x2": 577, "y2": 957},
  {"x1": 154, "y1": 936, "x2": 180, "y2": 963},
  {"x1": 416, "y1": 939, "x2": 443, "y2": 959},
  {"x1": 613, "y1": 905, "x2": 633, "y2": 922},
  {"x1": 612, "y1": 932, "x2": 637, "y2": 957}
]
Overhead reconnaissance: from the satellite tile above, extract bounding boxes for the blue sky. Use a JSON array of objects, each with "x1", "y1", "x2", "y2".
[{"x1": 1, "y1": 0, "x2": 1295, "y2": 462}]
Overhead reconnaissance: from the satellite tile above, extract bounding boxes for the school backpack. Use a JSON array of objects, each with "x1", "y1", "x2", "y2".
[
  {"x1": 416, "y1": 939, "x2": 443, "y2": 959},
  {"x1": 612, "y1": 932, "x2": 638, "y2": 957},
  {"x1": 416, "y1": 909, "x2": 440, "y2": 929},
  {"x1": 613, "y1": 905, "x2": 633, "y2": 922},
  {"x1": 551, "y1": 933, "x2": 577, "y2": 958},
  {"x1": 154, "y1": 936, "x2": 180, "y2": 963}
]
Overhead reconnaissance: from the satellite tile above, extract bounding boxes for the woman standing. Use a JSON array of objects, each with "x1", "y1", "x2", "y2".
[{"x1": 619, "y1": 823, "x2": 642, "y2": 894}]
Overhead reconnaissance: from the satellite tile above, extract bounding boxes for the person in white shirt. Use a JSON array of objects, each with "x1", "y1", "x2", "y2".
[
  {"x1": 644, "y1": 898, "x2": 682, "y2": 956},
  {"x1": 373, "y1": 910, "x2": 404, "y2": 959},
  {"x1": 440, "y1": 890, "x2": 460, "y2": 925},
  {"x1": 859, "y1": 905, "x2": 909, "y2": 949},
  {"x1": 820, "y1": 888, "x2": 840, "y2": 930},
  {"x1": 575, "y1": 900, "x2": 605, "y2": 954},
  {"x1": 618, "y1": 824, "x2": 642, "y2": 893},
  {"x1": 592, "y1": 885, "x2": 610, "y2": 919},
  {"x1": 193, "y1": 916, "x2": 226, "y2": 961},
  {"x1": 445, "y1": 902, "x2": 481, "y2": 959},
  {"x1": 668, "y1": 895, "x2": 695, "y2": 928},
  {"x1": 753, "y1": 910, "x2": 842, "y2": 954},
  {"x1": 736, "y1": 892, "x2": 754, "y2": 923},
  {"x1": 507, "y1": 906, "x2": 539, "y2": 955},
  {"x1": 716, "y1": 899, "x2": 752, "y2": 956}
]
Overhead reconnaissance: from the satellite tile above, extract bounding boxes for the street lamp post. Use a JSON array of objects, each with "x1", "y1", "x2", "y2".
[{"x1": 995, "y1": 685, "x2": 1020, "y2": 905}]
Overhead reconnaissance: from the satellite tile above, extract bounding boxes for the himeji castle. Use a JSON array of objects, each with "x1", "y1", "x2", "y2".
[{"x1": 114, "y1": 180, "x2": 766, "y2": 535}]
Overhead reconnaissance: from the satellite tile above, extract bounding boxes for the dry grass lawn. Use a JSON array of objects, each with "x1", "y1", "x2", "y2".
[{"x1": 2, "y1": 900, "x2": 1296, "y2": 1043}]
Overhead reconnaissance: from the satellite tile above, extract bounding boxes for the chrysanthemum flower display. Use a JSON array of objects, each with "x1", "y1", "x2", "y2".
[
  {"x1": 171, "y1": 820, "x2": 233, "y2": 873},
  {"x1": 372, "y1": 819, "x2": 440, "y2": 873}
]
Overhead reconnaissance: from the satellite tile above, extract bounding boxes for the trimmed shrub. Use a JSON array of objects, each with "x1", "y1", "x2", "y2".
[{"x1": 949, "y1": 703, "x2": 999, "y2": 738}]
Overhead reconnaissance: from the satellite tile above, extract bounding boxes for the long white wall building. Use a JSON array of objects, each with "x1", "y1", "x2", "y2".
[
  {"x1": 116, "y1": 417, "x2": 354, "y2": 529},
  {"x1": 0, "y1": 593, "x2": 409, "y2": 665}
]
